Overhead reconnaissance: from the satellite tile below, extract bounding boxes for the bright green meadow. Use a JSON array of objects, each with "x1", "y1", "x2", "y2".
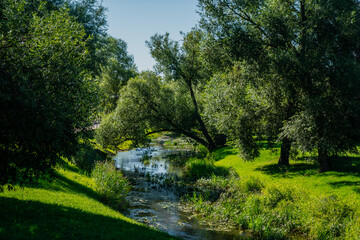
[
  {"x1": 0, "y1": 161, "x2": 177, "y2": 240},
  {"x1": 184, "y1": 146, "x2": 360, "y2": 239}
]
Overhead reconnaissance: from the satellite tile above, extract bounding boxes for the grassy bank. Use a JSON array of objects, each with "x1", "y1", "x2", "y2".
[
  {"x1": 0, "y1": 161, "x2": 177, "y2": 240},
  {"x1": 183, "y1": 147, "x2": 360, "y2": 239},
  {"x1": 214, "y1": 147, "x2": 360, "y2": 200}
]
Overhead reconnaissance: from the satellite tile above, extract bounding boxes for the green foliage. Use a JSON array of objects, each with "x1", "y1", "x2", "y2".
[
  {"x1": 96, "y1": 70, "x2": 208, "y2": 149},
  {"x1": 243, "y1": 176, "x2": 264, "y2": 194},
  {"x1": 71, "y1": 142, "x2": 107, "y2": 174},
  {"x1": 199, "y1": 0, "x2": 360, "y2": 170},
  {"x1": 68, "y1": 0, "x2": 107, "y2": 76},
  {"x1": 97, "y1": 30, "x2": 220, "y2": 151},
  {"x1": 97, "y1": 36, "x2": 137, "y2": 113},
  {"x1": 309, "y1": 196, "x2": 355, "y2": 239},
  {"x1": 184, "y1": 157, "x2": 229, "y2": 181},
  {"x1": 203, "y1": 65, "x2": 266, "y2": 160},
  {"x1": 183, "y1": 146, "x2": 360, "y2": 239},
  {"x1": 186, "y1": 173, "x2": 359, "y2": 239},
  {"x1": 0, "y1": 0, "x2": 99, "y2": 185},
  {"x1": 91, "y1": 161, "x2": 131, "y2": 211}
]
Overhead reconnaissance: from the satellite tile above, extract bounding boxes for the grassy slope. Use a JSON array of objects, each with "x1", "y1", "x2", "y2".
[
  {"x1": 214, "y1": 147, "x2": 360, "y2": 201},
  {"x1": 0, "y1": 162, "x2": 177, "y2": 240}
]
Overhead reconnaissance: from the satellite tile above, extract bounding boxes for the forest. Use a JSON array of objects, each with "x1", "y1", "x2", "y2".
[{"x1": 1, "y1": 0, "x2": 360, "y2": 239}]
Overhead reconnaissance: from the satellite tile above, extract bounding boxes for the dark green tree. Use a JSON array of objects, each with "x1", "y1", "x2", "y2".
[
  {"x1": 97, "y1": 36, "x2": 137, "y2": 113},
  {"x1": 0, "y1": 0, "x2": 98, "y2": 185},
  {"x1": 199, "y1": 0, "x2": 360, "y2": 171},
  {"x1": 23, "y1": 0, "x2": 108, "y2": 76},
  {"x1": 96, "y1": 31, "x2": 221, "y2": 151}
]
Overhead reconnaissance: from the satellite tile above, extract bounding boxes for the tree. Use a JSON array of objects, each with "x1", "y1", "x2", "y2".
[
  {"x1": 96, "y1": 31, "x2": 222, "y2": 151},
  {"x1": 203, "y1": 61, "x2": 290, "y2": 161},
  {"x1": 203, "y1": 64, "x2": 265, "y2": 160},
  {"x1": 60, "y1": 0, "x2": 108, "y2": 76},
  {"x1": 0, "y1": 0, "x2": 98, "y2": 185},
  {"x1": 199, "y1": 0, "x2": 360, "y2": 171},
  {"x1": 23, "y1": 0, "x2": 108, "y2": 76},
  {"x1": 97, "y1": 36, "x2": 137, "y2": 113}
]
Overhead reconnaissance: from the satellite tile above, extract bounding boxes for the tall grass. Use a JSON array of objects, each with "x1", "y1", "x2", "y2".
[
  {"x1": 91, "y1": 161, "x2": 131, "y2": 211},
  {"x1": 185, "y1": 173, "x2": 359, "y2": 239},
  {"x1": 184, "y1": 157, "x2": 229, "y2": 181},
  {"x1": 181, "y1": 146, "x2": 360, "y2": 239}
]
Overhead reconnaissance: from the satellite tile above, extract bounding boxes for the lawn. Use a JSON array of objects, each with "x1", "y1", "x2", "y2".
[
  {"x1": 214, "y1": 146, "x2": 360, "y2": 202},
  {"x1": 0, "y1": 161, "x2": 177, "y2": 240}
]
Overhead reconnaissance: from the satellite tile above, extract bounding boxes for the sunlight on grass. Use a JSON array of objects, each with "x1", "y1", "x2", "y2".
[
  {"x1": 214, "y1": 147, "x2": 360, "y2": 201},
  {"x1": 0, "y1": 161, "x2": 177, "y2": 240}
]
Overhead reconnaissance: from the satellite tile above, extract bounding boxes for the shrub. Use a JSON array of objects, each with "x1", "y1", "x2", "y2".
[
  {"x1": 91, "y1": 161, "x2": 131, "y2": 211},
  {"x1": 184, "y1": 172, "x2": 360, "y2": 239},
  {"x1": 71, "y1": 142, "x2": 107, "y2": 174}
]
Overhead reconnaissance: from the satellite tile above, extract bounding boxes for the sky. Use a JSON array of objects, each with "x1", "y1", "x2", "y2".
[{"x1": 101, "y1": 0, "x2": 201, "y2": 72}]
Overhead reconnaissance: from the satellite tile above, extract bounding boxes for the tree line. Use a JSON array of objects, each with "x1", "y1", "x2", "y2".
[
  {"x1": 1, "y1": 0, "x2": 360, "y2": 188},
  {"x1": 97, "y1": 0, "x2": 360, "y2": 172},
  {"x1": 0, "y1": 0, "x2": 134, "y2": 185}
]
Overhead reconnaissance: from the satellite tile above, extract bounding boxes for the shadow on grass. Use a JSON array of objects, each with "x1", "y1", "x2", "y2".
[
  {"x1": 257, "y1": 155, "x2": 360, "y2": 178},
  {"x1": 26, "y1": 168, "x2": 101, "y2": 202},
  {"x1": 330, "y1": 156, "x2": 360, "y2": 176},
  {"x1": 41, "y1": 172, "x2": 100, "y2": 200},
  {"x1": 329, "y1": 180, "x2": 360, "y2": 188},
  {"x1": 256, "y1": 163, "x2": 319, "y2": 178},
  {"x1": 58, "y1": 160, "x2": 80, "y2": 174},
  {"x1": 0, "y1": 197, "x2": 176, "y2": 240},
  {"x1": 213, "y1": 147, "x2": 237, "y2": 162}
]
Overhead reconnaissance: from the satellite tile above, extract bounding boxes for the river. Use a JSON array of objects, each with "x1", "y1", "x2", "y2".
[{"x1": 113, "y1": 145, "x2": 248, "y2": 240}]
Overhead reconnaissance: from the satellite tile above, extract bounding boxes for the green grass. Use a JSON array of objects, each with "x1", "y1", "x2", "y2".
[
  {"x1": 0, "y1": 161, "x2": 177, "y2": 240},
  {"x1": 182, "y1": 146, "x2": 360, "y2": 239},
  {"x1": 184, "y1": 157, "x2": 229, "y2": 181},
  {"x1": 214, "y1": 146, "x2": 360, "y2": 201}
]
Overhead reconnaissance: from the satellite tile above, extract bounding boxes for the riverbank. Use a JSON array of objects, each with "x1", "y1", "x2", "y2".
[
  {"x1": 0, "y1": 160, "x2": 177, "y2": 240},
  {"x1": 182, "y1": 146, "x2": 360, "y2": 239}
]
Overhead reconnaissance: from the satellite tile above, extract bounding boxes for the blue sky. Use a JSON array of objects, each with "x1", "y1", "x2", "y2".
[{"x1": 102, "y1": 0, "x2": 200, "y2": 71}]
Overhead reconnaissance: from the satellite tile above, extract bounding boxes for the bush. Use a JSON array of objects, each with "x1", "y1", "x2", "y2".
[
  {"x1": 71, "y1": 142, "x2": 107, "y2": 174},
  {"x1": 345, "y1": 214, "x2": 360, "y2": 240},
  {"x1": 91, "y1": 161, "x2": 131, "y2": 211}
]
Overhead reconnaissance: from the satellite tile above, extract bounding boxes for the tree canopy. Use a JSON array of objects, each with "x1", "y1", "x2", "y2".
[
  {"x1": 97, "y1": 36, "x2": 137, "y2": 113},
  {"x1": 199, "y1": 0, "x2": 360, "y2": 171},
  {"x1": 96, "y1": 31, "x2": 224, "y2": 151},
  {"x1": 0, "y1": 0, "x2": 101, "y2": 185}
]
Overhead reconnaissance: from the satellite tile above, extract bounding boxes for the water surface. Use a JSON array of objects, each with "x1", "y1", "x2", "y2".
[{"x1": 114, "y1": 146, "x2": 247, "y2": 240}]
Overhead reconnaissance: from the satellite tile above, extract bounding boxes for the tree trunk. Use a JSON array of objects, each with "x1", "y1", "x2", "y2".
[
  {"x1": 186, "y1": 80, "x2": 217, "y2": 151},
  {"x1": 318, "y1": 146, "x2": 331, "y2": 172},
  {"x1": 278, "y1": 137, "x2": 291, "y2": 166}
]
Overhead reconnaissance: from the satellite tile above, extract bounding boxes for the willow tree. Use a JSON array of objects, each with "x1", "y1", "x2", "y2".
[
  {"x1": 96, "y1": 31, "x2": 222, "y2": 151},
  {"x1": 199, "y1": 0, "x2": 360, "y2": 171}
]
